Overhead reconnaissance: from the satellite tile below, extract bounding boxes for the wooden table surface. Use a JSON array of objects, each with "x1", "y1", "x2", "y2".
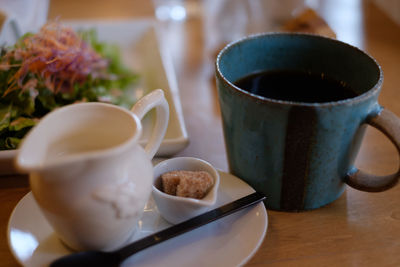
[{"x1": 1, "y1": 0, "x2": 399, "y2": 266}]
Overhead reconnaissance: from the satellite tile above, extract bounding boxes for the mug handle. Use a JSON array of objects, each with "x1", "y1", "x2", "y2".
[
  {"x1": 131, "y1": 89, "x2": 169, "y2": 159},
  {"x1": 345, "y1": 108, "x2": 400, "y2": 192}
]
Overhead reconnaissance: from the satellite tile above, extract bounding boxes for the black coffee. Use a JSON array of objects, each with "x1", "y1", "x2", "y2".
[{"x1": 234, "y1": 70, "x2": 359, "y2": 103}]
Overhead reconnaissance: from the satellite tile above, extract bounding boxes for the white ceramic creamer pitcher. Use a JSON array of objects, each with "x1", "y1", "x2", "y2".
[{"x1": 15, "y1": 89, "x2": 169, "y2": 251}]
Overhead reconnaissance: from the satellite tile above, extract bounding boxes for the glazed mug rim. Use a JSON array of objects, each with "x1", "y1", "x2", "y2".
[{"x1": 215, "y1": 32, "x2": 383, "y2": 108}]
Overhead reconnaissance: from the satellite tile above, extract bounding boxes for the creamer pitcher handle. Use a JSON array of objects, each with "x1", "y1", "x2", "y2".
[
  {"x1": 131, "y1": 89, "x2": 169, "y2": 159},
  {"x1": 345, "y1": 108, "x2": 400, "y2": 192}
]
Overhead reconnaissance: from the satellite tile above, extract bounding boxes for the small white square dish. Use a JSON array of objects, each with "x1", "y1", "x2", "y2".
[
  {"x1": 0, "y1": 19, "x2": 189, "y2": 175},
  {"x1": 153, "y1": 157, "x2": 220, "y2": 224}
]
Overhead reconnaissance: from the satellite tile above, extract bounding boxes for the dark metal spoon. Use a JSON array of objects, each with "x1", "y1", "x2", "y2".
[{"x1": 50, "y1": 192, "x2": 266, "y2": 267}]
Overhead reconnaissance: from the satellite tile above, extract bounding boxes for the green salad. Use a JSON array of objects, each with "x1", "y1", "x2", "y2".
[{"x1": 0, "y1": 22, "x2": 138, "y2": 150}]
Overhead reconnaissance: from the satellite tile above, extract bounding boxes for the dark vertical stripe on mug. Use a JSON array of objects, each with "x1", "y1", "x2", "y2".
[{"x1": 280, "y1": 106, "x2": 317, "y2": 211}]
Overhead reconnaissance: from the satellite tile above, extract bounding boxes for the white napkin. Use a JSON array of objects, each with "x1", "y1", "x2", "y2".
[{"x1": 0, "y1": 0, "x2": 49, "y2": 46}]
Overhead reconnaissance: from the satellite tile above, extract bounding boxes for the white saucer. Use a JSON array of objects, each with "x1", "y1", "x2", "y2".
[{"x1": 7, "y1": 171, "x2": 268, "y2": 267}]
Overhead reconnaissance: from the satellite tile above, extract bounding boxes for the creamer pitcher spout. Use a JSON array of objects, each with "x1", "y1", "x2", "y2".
[{"x1": 15, "y1": 102, "x2": 142, "y2": 174}]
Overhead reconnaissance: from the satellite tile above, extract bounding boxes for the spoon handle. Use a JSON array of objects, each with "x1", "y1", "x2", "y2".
[{"x1": 117, "y1": 192, "x2": 266, "y2": 260}]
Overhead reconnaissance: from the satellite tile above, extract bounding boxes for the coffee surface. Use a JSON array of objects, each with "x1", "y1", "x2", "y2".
[{"x1": 234, "y1": 70, "x2": 359, "y2": 103}]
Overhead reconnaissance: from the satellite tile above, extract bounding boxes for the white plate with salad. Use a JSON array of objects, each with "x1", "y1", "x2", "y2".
[{"x1": 0, "y1": 19, "x2": 188, "y2": 174}]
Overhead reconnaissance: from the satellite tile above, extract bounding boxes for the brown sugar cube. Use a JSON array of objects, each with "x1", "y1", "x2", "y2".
[
  {"x1": 161, "y1": 170, "x2": 214, "y2": 199},
  {"x1": 161, "y1": 172, "x2": 181, "y2": 196},
  {"x1": 176, "y1": 171, "x2": 214, "y2": 199},
  {"x1": 282, "y1": 8, "x2": 336, "y2": 39}
]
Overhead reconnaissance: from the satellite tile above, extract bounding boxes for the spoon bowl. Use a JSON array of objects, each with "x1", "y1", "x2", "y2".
[{"x1": 50, "y1": 251, "x2": 120, "y2": 267}]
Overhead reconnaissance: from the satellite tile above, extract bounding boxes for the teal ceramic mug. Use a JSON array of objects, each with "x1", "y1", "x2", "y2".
[{"x1": 216, "y1": 33, "x2": 400, "y2": 211}]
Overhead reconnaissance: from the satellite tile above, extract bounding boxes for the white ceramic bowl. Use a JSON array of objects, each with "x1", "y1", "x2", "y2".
[{"x1": 152, "y1": 157, "x2": 220, "y2": 224}]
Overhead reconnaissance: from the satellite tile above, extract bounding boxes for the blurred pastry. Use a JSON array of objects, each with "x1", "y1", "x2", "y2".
[{"x1": 282, "y1": 8, "x2": 336, "y2": 38}]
